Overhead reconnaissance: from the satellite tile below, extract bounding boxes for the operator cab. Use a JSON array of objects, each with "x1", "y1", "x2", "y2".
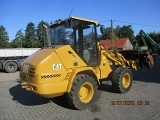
[{"x1": 49, "y1": 16, "x2": 99, "y2": 66}]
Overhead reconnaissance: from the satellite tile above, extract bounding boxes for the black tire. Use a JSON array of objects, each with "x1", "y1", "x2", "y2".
[
  {"x1": 66, "y1": 74, "x2": 98, "y2": 110},
  {"x1": 111, "y1": 67, "x2": 133, "y2": 93},
  {"x1": 4, "y1": 61, "x2": 18, "y2": 73}
]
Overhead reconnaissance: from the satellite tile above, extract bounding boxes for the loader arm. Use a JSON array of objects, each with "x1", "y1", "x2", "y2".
[
  {"x1": 104, "y1": 50, "x2": 139, "y2": 70},
  {"x1": 99, "y1": 43, "x2": 139, "y2": 70}
]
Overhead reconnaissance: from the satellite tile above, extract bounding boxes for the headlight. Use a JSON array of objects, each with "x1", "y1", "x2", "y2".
[{"x1": 23, "y1": 64, "x2": 30, "y2": 73}]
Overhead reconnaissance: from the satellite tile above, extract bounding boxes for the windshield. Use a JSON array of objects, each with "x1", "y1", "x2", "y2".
[
  {"x1": 50, "y1": 19, "x2": 97, "y2": 48},
  {"x1": 50, "y1": 22, "x2": 73, "y2": 47}
]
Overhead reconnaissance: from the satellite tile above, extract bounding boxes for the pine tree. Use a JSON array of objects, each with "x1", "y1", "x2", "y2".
[
  {"x1": 37, "y1": 21, "x2": 49, "y2": 48},
  {"x1": 24, "y1": 22, "x2": 37, "y2": 48},
  {"x1": 10, "y1": 29, "x2": 24, "y2": 48},
  {"x1": 118, "y1": 25, "x2": 135, "y2": 41},
  {"x1": 0, "y1": 25, "x2": 9, "y2": 48}
]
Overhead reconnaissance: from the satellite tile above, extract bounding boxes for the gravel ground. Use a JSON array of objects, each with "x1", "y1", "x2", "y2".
[{"x1": 0, "y1": 57, "x2": 159, "y2": 120}]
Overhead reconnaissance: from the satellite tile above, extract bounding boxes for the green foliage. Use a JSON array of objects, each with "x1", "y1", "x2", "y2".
[
  {"x1": 114, "y1": 25, "x2": 121, "y2": 38},
  {"x1": 2, "y1": 20, "x2": 160, "y2": 49},
  {"x1": 10, "y1": 29, "x2": 24, "y2": 48},
  {"x1": 37, "y1": 21, "x2": 49, "y2": 48},
  {"x1": 102, "y1": 27, "x2": 116, "y2": 40},
  {"x1": 148, "y1": 32, "x2": 160, "y2": 44},
  {"x1": 8, "y1": 21, "x2": 50, "y2": 48},
  {"x1": 102, "y1": 25, "x2": 135, "y2": 42},
  {"x1": 0, "y1": 25, "x2": 9, "y2": 48},
  {"x1": 23, "y1": 22, "x2": 36, "y2": 48},
  {"x1": 117, "y1": 25, "x2": 135, "y2": 41}
]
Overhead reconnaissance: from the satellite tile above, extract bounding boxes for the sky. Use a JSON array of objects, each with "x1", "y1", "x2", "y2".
[{"x1": 0, "y1": 0, "x2": 160, "y2": 41}]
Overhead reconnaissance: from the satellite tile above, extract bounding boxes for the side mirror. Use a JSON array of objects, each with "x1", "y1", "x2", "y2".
[{"x1": 100, "y1": 25, "x2": 105, "y2": 34}]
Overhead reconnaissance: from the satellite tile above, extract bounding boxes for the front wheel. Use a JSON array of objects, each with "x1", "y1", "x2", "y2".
[
  {"x1": 111, "y1": 67, "x2": 133, "y2": 93},
  {"x1": 66, "y1": 74, "x2": 98, "y2": 110}
]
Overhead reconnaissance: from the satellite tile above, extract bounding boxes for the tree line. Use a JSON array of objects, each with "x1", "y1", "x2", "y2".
[
  {"x1": 0, "y1": 21, "x2": 160, "y2": 48},
  {"x1": 0, "y1": 21, "x2": 49, "y2": 48},
  {"x1": 101, "y1": 25, "x2": 160, "y2": 43}
]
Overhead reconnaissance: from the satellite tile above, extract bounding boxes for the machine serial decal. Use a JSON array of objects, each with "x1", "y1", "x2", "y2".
[
  {"x1": 41, "y1": 74, "x2": 61, "y2": 79},
  {"x1": 53, "y1": 64, "x2": 62, "y2": 70}
]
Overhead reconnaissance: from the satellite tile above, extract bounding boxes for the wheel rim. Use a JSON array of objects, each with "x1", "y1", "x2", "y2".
[
  {"x1": 79, "y1": 82, "x2": 94, "y2": 103},
  {"x1": 122, "y1": 73, "x2": 130, "y2": 88},
  {"x1": 8, "y1": 64, "x2": 14, "y2": 70}
]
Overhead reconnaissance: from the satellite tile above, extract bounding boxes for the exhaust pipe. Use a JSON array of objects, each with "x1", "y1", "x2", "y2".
[{"x1": 43, "y1": 24, "x2": 51, "y2": 48}]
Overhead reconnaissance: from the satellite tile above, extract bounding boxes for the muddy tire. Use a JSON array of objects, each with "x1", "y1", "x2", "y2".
[
  {"x1": 111, "y1": 67, "x2": 133, "y2": 93},
  {"x1": 66, "y1": 74, "x2": 98, "y2": 110},
  {"x1": 5, "y1": 61, "x2": 18, "y2": 73}
]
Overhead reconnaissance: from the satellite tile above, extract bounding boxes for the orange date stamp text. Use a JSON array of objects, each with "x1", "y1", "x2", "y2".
[{"x1": 110, "y1": 100, "x2": 150, "y2": 105}]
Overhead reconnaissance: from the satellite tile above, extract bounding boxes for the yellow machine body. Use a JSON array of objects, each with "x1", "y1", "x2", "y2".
[
  {"x1": 20, "y1": 16, "x2": 143, "y2": 104},
  {"x1": 20, "y1": 44, "x2": 115, "y2": 98}
]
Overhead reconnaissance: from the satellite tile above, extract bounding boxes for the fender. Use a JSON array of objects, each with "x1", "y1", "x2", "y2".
[{"x1": 66, "y1": 66, "x2": 100, "y2": 92}]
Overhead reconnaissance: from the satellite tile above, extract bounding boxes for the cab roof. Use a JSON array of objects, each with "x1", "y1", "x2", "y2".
[
  {"x1": 70, "y1": 16, "x2": 98, "y2": 25},
  {"x1": 50, "y1": 16, "x2": 99, "y2": 26}
]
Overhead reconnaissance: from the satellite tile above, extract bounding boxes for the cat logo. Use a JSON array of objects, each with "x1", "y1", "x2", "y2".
[
  {"x1": 23, "y1": 64, "x2": 30, "y2": 73},
  {"x1": 53, "y1": 64, "x2": 62, "y2": 70}
]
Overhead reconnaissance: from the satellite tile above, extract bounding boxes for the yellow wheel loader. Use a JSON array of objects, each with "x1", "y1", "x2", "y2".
[{"x1": 20, "y1": 16, "x2": 154, "y2": 110}]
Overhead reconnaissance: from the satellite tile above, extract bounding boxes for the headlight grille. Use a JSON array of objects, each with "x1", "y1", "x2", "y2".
[{"x1": 29, "y1": 68, "x2": 35, "y2": 77}]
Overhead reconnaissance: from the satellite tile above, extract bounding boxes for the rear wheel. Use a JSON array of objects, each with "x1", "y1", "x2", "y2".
[
  {"x1": 111, "y1": 67, "x2": 133, "y2": 93},
  {"x1": 5, "y1": 61, "x2": 18, "y2": 73},
  {"x1": 66, "y1": 74, "x2": 98, "y2": 110}
]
